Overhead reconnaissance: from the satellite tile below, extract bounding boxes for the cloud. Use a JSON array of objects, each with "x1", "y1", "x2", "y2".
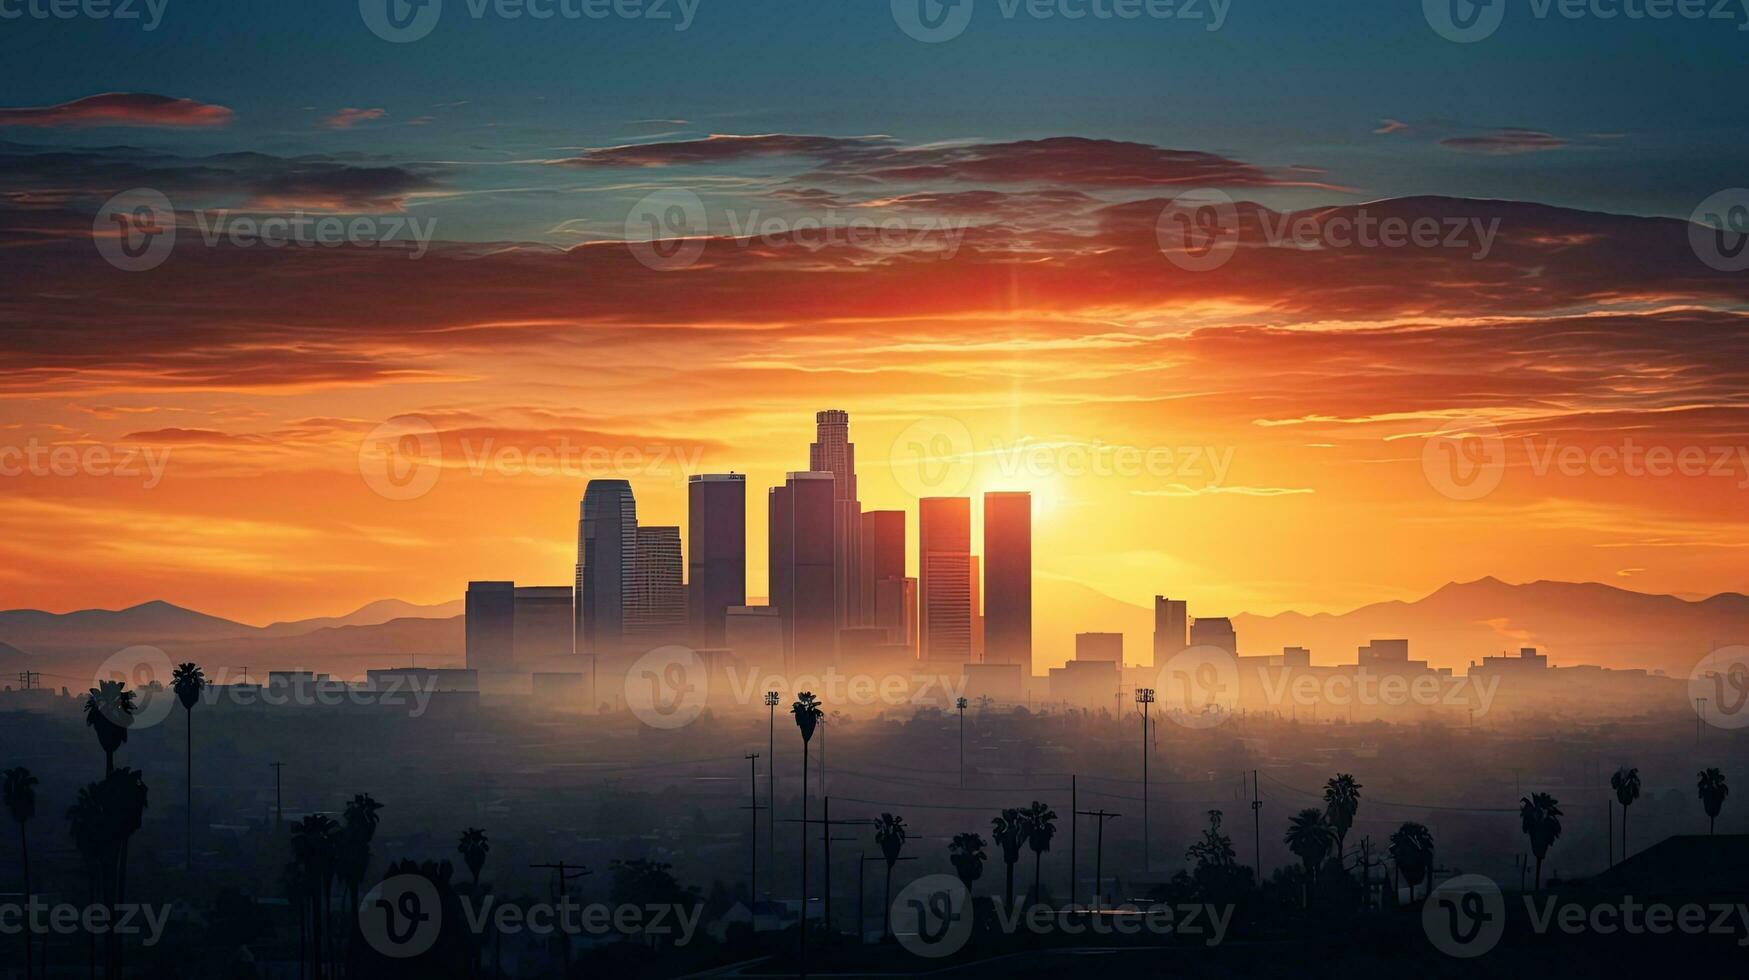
[
  {"x1": 1133, "y1": 485, "x2": 1315, "y2": 497},
  {"x1": 1440, "y1": 129, "x2": 1569, "y2": 155},
  {"x1": 324, "y1": 108, "x2": 388, "y2": 130},
  {"x1": 1374, "y1": 119, "x2": 1411, "y2": 135},
  {"x1": 0, "y1": 93, "x2": 234, "y2": 128}
]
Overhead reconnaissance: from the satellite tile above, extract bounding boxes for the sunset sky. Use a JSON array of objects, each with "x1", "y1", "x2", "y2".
[{"x1": 3, "y1": 1, "x2": 1747, "y2": 649}]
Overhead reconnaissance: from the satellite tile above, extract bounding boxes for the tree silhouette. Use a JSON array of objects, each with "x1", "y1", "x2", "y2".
[
  {"x1": 1021, "y1": 801, "x2": 1057, "y2": 908},
  {"x1": 3, "y1": 767, "x2": 37, "y2": 980},
  {"x1": 990, "y1": 808, "x2": 1026, "y2": 910},
  {"x1": 1519, "y1": 792, "x2": 1563, "y2": 891},
  {"x1": 458, "y1": 827, "x2": 490, "y2": 890},
  {"x1": 83, "y1": 680, "x2": 136, "y2": 777},
  {"x1": 291, "y1": 813, "x2": 340, "y2": 979},
  {"x1": 1322, "y1": 773, "x2": 1362, "y2": 862},
  {"x1": 791, "y1": 692, "x2": 823, "y2": 947},
  {"x1": 873, "y1": 813, "x2": 908, "y2": 939},
  {"x1": 66, "y1": 768, "x2": 148, "y2": 980},
  {"x1": 1609, "y1": 767, "x2": 1640, "y2": 861},
  {"x1": 1184, "y1": 809, "x2": 1249, "y2": 902},
  {"x1": 1283, "y1": 808, "x2": 1335, "y2": 908},
  {"x1": 1697, "y1": 769, "x2": 1729, "y2": 835},
  {"x1": 171, "y1": 662, "x2": 206, "y2": 871},
  {"x1": 1387, "y1": 822, "x2": 1434, "y2": 901},
  {"x1": 340, "y1": 794, "x2": 385, "y2": 968},
  {"x1": 948, "y1": 832, "x2": 988, "y2": 890}
]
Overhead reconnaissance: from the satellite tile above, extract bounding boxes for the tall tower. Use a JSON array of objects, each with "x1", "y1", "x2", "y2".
[
  {"x1": 577, "y1": 479, "x2": 636, "y2": 654},
  {"x1": 688, "y1": 473, "x2": 746, "y2": 647},
  {"x1": 628, "y1": 526, "x2": 686, "y2": 644},
  {"x1": 769, "y1": 472, "x2": 838, "y2": 669},
  {"x1": 919, "y1": 496, "x2": 971, "y2": 663},
  {"x1": 983, "y1": 491, "x2": 1032, "y2": 679},
  {"x1": 861, "y1": 510, "x2": 906, "y2": 642},
  {"x1": 809, "y1": 409, "x2": 862, "y2": 629},
  {"x1": 1153, "y1": 596, "x2": 1188, "y2": 667}
]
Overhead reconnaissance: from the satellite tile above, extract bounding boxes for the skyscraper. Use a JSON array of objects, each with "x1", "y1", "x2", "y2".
[
  {"x1": 688, "y1": 473, "x2": 746, "y2": 647},
  {"x1": 1190, "y1": 616, "x2": 1237, "y2": 655},
  {"x1": 861, "y1": 509, "x2": 905, "y2": 637},
  {"x1": 983, "y1": 491, "x2": 1032, "y2": 678},
  {"x1": 512, "y1": 585, "x2": 573, "y2": 664},
  {"x1": 769, "y1": 471, "x2": 837, "y2": 668},
  {"x1": 1153, "y1": 596, "x2": 1188, "y2": 666},
  {"x1": 466, "y1": 581, "x2": 516, "y2": 671},
  {"x1": 919, "y1": 496, "x2": 971, "y2": 663},
  {"x1": 809, "y1": 409, "x2": 863, "y2": 630},
  {"x1": 628, "y1": 525, "x2": 686, "y2": 644},
  {"x1": 577, "y1": 479, "x2": 636, "y2": 654}
]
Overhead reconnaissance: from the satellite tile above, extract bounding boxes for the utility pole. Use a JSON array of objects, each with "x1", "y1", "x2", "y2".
[
  {"x1": 1251, "y1": 770, "x2": 1262, "y2": 889},
  {"x1": 16, "y1": 670, "x2": 40, "y2": 690},
  {"x1": 269, "y1": 762, "x2": 286, "y2": 829},
  {"x1": 1075, "y1": 808, "x2": 1120, "y2": 909},
  {"x1": 765, "y1": 690, "x2": 780, "y2": 893},
  {"x1": 1069, "y1": 775, "x2": 1077, "y2": 904},
  {"x1": 1696, "y1": 697, "x2": 1707, "y2": 746},
  {"x1": 786, "y1": 797, "x2": 862, "y2": 941},
  {"x1": 860, "y1": 854, "x2": 917, "y2": 942},
  {"x1": 529, "y1": 862, "x2": 590, "y2": 977},
  {"x1": 956, "y1": 697, "x2": 968, "y2": 789},
  {"x1": 1135, "y1": 688, "x2": 1154, "y2": 871},
  {"x1": 743, "y1": 753, "x2": 765, "y2": 922}
]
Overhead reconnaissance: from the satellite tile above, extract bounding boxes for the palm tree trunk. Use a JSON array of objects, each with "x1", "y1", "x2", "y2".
[
  {"x1": 1004, "y1": 860, "x2": 1014, "y2": 910},
  {"x1": 1033, "y1": 852, "x2": 1042, "y2": 908},
  {"x1": 883, "y1": 864, "x2": 893, "y2": 938},
  {"x1": 185, "y1": 707, "x2": 193, "y2": 871},
  {"x1": 1710, "y1": 814, "x2": 1716, "y2": 835},
  {"x1": 18, "y1": 822, "x2": 31, "y2": 980},
  {"x1": 800, "y1": 741, "x2": 810, "y2": 956},
  {"x1": 1621, "y1": 805, "x2": 1628, "y2": 861},
  {"x1": 1534, "y1": 855, "x2": 1543, "y2": 891}
]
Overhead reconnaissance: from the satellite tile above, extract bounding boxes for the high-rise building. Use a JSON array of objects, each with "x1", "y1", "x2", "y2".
[
  {"x1": 769, "y1": 471, "x2": 838, "y2": 667},
  {"x1": 688, "y1": 473, "x2": 746, "y2": 647},
  {"x1": 919, "y1": 496, "x2": 972, "y2": 663},
  {"x1": 860, "y1": 510, "x2": 905, "y2": 624},
  {"x1": 465, "y1": 581, "x2": 516, "y2": 671},
  {"x1": 1076, "y1": 632, "x2": 1124, "y2": 663},
  {"x1": 809, "y1": 409, "x2": 862, "y2": 629},
  {"x1": 1190, "y1": 616, "x2": 1237, "y2": 655},
  {"x1": 969, "y1": 554, "x2": 984, "y2": 660},
  {"x1": 627, "y1": 526, "x2": 686, "y2": 643},
  {"x1": 577, "y1": 479, "x2": 636, "y2": 654},
  {"x1": 512, "y1": 586, "x2": 572, "y2": 664},
  {"x1": 873, "y1": 576, "x2": 917, "y2": 655},
  {"x1": 1153, "y1": 596, "x2": 1188, "y2": 666},
  {"x1": 983, "y1": 492, "x2": 1032, "y2": 677}
]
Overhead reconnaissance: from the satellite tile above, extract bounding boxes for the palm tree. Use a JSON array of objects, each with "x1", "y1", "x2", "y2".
[
  {"x1": 1519, "y1": 792, "x2": 1563, "y2": 891},
  {"x1": 1610, "y1": 767, "x2": 1641, "y2": 861},
  {"x1": 458, "y1": 827, "x2": 490, "y2": 890},
  {"x1": 792, "y1": 691, "x2": 823, "y2": 947},
  {"x1": 1698, "y1": 769, "x2": 1729, "y2": 834},
  {"x1": 948, "y1": 832, "x2": 987, "y2": 890},
  {"x1": 83, "y1": 681, "x2": 136, "y2": 776},
  {"x1": 873, "y1": 813, "x2": 908, "y2": 939},
  {"x1": 291, "y1": 814, "x2": 339, "y2": 980},
  {"x1": 4, "y1": 767, "x2": 38, "y2": 980},
  {"x1": 990, "y1": 808, "x2": 1026, "y2": 909},
  {"x1": 67, "y1": 784, "x2": 106, "y2": 980},
  {"x1": 1322, "y1": 773, "x2": 1363, "y2": 863},
  {"x1": 1022, "y1": 801, "x2": 1057, "y2": 907},
  {"x1": 1387, "y1": 822, "x2": 1434, "y2": 902},
  {"x1": 1283, "y1": 808, "x2": 1335, "y2": 908},
  {"x1": 339, "y1": 793, "x2": 384, "y2": 967},
  {"x1": 171, "y1": 662, "x2": 205, "y2": 871}
]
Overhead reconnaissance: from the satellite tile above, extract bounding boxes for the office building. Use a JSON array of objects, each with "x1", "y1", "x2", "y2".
[
  {"x1": 465, "y1": 581, "x2": 516, "y2": 671},
  {"x1": 1153, "y1": 596, "x2": 1188, "y2": 666},
  {"x1": 919, "y1": 496, "x2": 972, "y2": 662},
  {"x1": 1076, "y1": 631, "x2": 1124, "y2": 663},
  {"x1": 1190, "y1": 616, "x2": 1237, "y2": 655},
  {"x1": 809, "y1": 409, "x2": 863, "y2": 629},
  {"x1": 873, "y1": 575, "x2": 917, "y2": 654},
  {"x1": 512, "y1": 585, "x2": 573, "y2": 663},
  {"x1": 983, "y1": 492, "x2": 1032, "y2": 677},
  {"x1": 688, "y1": 473, "x2": 746, "y2": 647},
  {"x1": 860, "y1": 509, "x2": 905, "y2": 619},
  {"x1": 770, "y1": 471, "x2": 838, "y2": 667},
  {"x1": 627, "y1": 525, "x2": 686, "y2": 643},
  {"x1": 577, "y1": 479, "x2": 636, "y2": 653}
]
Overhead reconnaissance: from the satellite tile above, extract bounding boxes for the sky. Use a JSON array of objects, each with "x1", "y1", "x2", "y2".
[{"x1": 2, "y1": 0, "x2": 1747, "y2": 651}]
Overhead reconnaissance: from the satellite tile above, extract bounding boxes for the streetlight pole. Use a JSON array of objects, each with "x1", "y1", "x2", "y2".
[
  {"x1": 268, "y1": 762, "x2": 285, "y2": 829},
  {"x1": 956, "y1": 697, "x2": 968, "y2": 789},
  {"x1": 765, "y1": 691, "x2": 779, "y2": 897},
  {"x1": 1135, "y1": 688, "x2": 1154, "y2": 872},
  {"x1": 743, "y1": 753, "x2": 764, "y2": 921}
]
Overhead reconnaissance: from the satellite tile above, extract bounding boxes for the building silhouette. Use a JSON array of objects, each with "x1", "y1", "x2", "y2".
[
  {"x1": 860, "y1": 509, "x2": 905, "y2": 625},
  {"x1": 688, "y1": 473, "x2": 746, "y2": 647},
  {"x1": 873, "y1": 576, "x2": 917, "y2": 655},
  {"x1": 769, "y1": 471, "x2": 838, "y2": 668},
  {"x1": 512, "y1": 585, "x2": 572, "y2": 664},
  {"x1": 983, "y1": 491, "x2": 1032, "y2": 678},
  {"x1": 628, "y1": 525, "x2": 686, "y2": 644},
  {"x1": 919, "y1": 496, "x2": 972, "y2": 663},
  {"x1": 809, "y1": 409, "x2": 863, "y2": 629},
  {"x1": 1190, "y1": 616, "x2": 1237, "y2": 655},
  {"x1": 577, "y1": 479, "x2": 636, "y2": 654},
  {"x1": 465, "y1": 581, "x2": 516, "y2": 671},
  {"x1": 1075, "y1": 631, "x2": 1124, "y2": 663},
  {"x1": 1153, "y1": 596, "x2": 1188, "y2": 666}
]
